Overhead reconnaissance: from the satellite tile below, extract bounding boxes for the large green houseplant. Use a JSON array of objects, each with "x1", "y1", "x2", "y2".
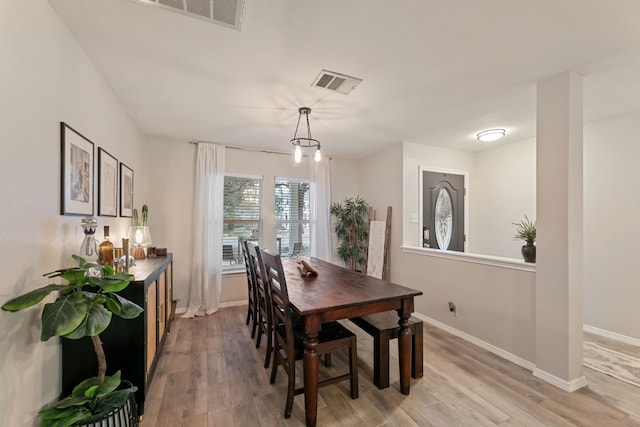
[
  {"x1": 330, "y1": 196, "x2": 369, "y2": 271},
  {"x1": 2, "y1": 255, "x2": 143, "y2": 427}
]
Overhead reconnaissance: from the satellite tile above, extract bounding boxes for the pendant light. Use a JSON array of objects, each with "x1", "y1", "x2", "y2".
[{"x1": 290, "y1": 107, "x2": 321, "y2": 163}]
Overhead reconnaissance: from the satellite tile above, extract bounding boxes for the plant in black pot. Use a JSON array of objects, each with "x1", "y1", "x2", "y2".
[
  {"x1": 513, "y1": 215, "x2": 537, "y2": 263},
  {"x1": 1, "y1": 255, "x2": 143, "y2": 427}
]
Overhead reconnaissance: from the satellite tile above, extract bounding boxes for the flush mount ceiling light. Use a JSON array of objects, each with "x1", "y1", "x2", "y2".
[
  {"x1": 290, "y1": 107, "x2": 321, "y2": 163},
  {"x1": 476, "y1": 128, "x2": 506, "y2": 142}
]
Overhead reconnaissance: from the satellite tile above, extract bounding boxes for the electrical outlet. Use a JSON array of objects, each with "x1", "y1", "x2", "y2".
[
  {"x1": 448, "y1": 301, "x2": 458, "y2": 317},
  {"x1": 410, "y1": 213, "x2": 418, "y2": 223}
]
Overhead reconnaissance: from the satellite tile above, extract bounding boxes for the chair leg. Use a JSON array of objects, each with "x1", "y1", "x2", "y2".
[
  {"x1": 270, "y1": 348, "x2": 279, "y2": 384},
  {"x1": 245, "y1": 305, "x2": 251, "y2": 325},
  {"x1": 264, "y1": 326, "x2": 273, "y2": 369},
  {"x1": 411, "y1": 322, "x2": 424, "y2": 379},
  {"x1": 373, "y1": 331, "x2": 391, "y2": 389},
  {"x1": 250, "y1": 312, "x2": 258, "y2": 339},
  {"x1": 256, "y1": 314, "x2": 263, "y2": 349},
  {"x1": 284, "y1": 360, "x2": 295, "y2": 418},
  {"x1": 324, "y1": 353, "x2": 332, "y2": 367},
  {"x1": 349, "y1": 337, "x2": 359, "y2": 399}
]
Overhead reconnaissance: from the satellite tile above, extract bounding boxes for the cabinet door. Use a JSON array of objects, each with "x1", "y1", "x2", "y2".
[
  {"x1": 146, "y1": 281, "x2": 157, "y2": 375},
  {"x1": 158, "y1": 271, "x2": 166, "y2": 339},
  {"x1": 165, "y1": 262, "x2": 173, "y2": 325}
]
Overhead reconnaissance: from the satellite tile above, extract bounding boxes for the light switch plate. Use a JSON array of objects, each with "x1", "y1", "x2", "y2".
[{"x1": 410, "y1": 213, "x2": 418, "y2": 223}]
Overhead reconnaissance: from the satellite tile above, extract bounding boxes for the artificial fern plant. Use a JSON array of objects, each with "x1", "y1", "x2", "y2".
[{"x1": 330, "y1": 196, "x2": 369, "y2": 271}]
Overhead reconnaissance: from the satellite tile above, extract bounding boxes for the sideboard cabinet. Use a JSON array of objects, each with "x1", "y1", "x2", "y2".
[{"x1": 62, "y1": 254, "x2": 174, "y2": 416}]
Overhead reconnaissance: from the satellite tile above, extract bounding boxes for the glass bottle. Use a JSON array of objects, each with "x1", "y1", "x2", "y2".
[
  {"x1": 98, "y1": 225, "x2": 114, "y2": 266},
  {"x1": 79, "y1": 216, "x2": 99, "y2": 262}
]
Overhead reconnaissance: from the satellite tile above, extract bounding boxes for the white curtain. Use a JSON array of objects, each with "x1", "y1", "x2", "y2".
[
  {"x1": 183, "y1": 143, "x2": 225, "y2": 318},
  {"x1": 310, "y1": 157, "x2": 332, "y2": 261}
]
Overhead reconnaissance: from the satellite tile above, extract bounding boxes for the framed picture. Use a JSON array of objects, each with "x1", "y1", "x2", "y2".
[
  {"x1": 98, "y1": 148, "x2": 118, "y2": 217},
  {"x1": 119, "y1": 163, "x2": 134, "y2": 218},
  {"x1": 60, "y1": 122, "x2": 94, "y2": 216}
]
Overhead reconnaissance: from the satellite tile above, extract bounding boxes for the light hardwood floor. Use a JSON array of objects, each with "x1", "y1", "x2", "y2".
[{"x1": 140, "y1": 306, "x2": 640, "y2": 426}]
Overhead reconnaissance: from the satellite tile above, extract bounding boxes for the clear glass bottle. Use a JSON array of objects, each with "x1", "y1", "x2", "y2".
[
  {"x1": 98, "y1": 225, "x2": 114, "y2": 266},
  {"x1": 79, "y1": 216, "x2": 99, "y2": 262}
]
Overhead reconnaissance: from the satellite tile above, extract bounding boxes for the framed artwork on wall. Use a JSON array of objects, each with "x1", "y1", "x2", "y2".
[
  {"x1": 98, "y1": 148, "x2": 118, "y2": 217},
  {"x1": 119, "y1": 163, "x2": 133, "y2": 218},
  {"x1": 60, "y1": 122, "x2": 94, "y2": 216}
]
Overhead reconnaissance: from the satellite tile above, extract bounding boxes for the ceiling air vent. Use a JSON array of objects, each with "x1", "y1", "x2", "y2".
[
  {"x1": 137, "y1": 0, "x2": 245, "y2": 31},
  {"x1": 312, "y1": 70, "x2": 362, "y2": 95}
]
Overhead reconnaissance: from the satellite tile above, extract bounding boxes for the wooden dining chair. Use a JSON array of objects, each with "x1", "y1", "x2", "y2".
[
  {"x1": 241, "y1": 240, "x2": 258, "y2": 338},
  {"x1": 246, "y1": 242, "x2": 274, "y2": 368},
  {"x1": 260, "y1": 249, "x2": 359, "y2": 419}
]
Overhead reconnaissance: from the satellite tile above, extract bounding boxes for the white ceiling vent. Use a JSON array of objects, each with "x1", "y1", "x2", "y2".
[
  {"x1": 312, "y1": 70, "x2": 362, "y2": 95},
  {"x1": 136, "y1": 0, "x2": 245, "y2": 30}
]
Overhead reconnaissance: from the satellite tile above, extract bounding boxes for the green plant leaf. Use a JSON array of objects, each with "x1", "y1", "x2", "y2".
[
  {"x1": 71, "y1": 377, "x2": 100, "y2": 398},
  {"x1": 62, "y1": 300, "x2": 111, "y2": 338},
  {"x1": 1, "y1": 284, "x2": 66, "y2": 312},
  {"x1": 41, "y1": 293, "x2": 89, "y2": 341},
  {"x1": 96, "y1": 371, "x2": 122, "y2": 396},
  {"x1": 88, "y1": 273, "x2": 132, "y2": 293},
  {"x1": 107, "y1": 293, "x2": 143, "y2": 319},
  {"x1": 93, "y1": 389, "x2": 132, "y2": 414}
]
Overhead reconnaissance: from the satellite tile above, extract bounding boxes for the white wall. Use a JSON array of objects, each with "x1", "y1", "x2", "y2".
[
  {"x1": 584, "y1": 111, "x2": 640, "y2": 341},
  {"x1": 472, "y1": 138, "x2": 536, "y2": 258},
  {"x1": 0, "y1": 1, "x2": 145, "y2": 425},
  {"x1": 143, "y1": 140, "x2": 359, "y2": 308}
]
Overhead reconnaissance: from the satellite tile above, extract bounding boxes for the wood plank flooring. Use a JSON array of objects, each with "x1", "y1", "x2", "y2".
[{"x1": 140, "y1": 306, "x2": 640, "y2": 426}]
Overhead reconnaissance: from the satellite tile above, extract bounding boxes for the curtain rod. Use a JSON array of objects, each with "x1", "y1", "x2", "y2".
[{"x1": 188, "y1": 140, "x2": 331, "y2": 159}]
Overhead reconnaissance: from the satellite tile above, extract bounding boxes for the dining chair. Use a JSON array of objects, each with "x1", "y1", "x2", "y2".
[
  {"x1": 246, "y1": 242, "x2": 274, "y2": 369},
  {"x1": 241, "y1": 240, "x2": 258, "y2": 338},
  {"x1": 260, "y1": 249, "x2": 359, "y2": 419}
]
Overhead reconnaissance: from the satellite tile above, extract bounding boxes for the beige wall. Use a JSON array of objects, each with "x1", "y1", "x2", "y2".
[{"x1": 0, "y1": 1, "x2": 145, "y2": 425}]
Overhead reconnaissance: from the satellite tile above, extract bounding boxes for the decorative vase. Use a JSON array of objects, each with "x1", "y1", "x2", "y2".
[
  {"x1": 521, "y1": 241, "x2": 536, "y2": 263},
  {"x1": 71, "y1": 380, "x2": 139, "y2": 426}
]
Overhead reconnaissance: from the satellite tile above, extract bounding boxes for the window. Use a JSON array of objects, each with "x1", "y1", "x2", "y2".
[
  {"x1": 275, "y1": 178, "x2": 310, "y2": 257},
  {"x1": 223, "y1": 175, "x2": 262, "y2": 268}
]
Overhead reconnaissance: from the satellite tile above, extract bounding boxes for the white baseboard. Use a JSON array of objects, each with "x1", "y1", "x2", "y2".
[
  {"x1": 219, "y1": 300, "x2": 248, "y2": 309},
  {"x1": 413, "y1": 313, "x2": 536, "y2": 371},
  {"x1": 174, "y1": 301, "x2": 247, "y2": 315},
  {"x1": 583, "y1": 324, "x2": 640, "y2": 347},
  {"x1": 533, "y1": 368, "x2": 587, "y2": 392}
]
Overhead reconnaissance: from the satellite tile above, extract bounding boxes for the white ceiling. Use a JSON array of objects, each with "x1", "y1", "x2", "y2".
[{"x1": 49, "y1": 0, "x2": 640, "y2": 159}]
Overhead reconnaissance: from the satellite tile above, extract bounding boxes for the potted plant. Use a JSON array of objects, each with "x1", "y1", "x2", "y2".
[
  {"x1": 513, "y1": 215, "x2": 536, "y2": 263},
  {"x1": 1, "y1": 255, "x2": 143, "y2": 427},
  {"x1": 330, "y1": 196, "x2": 369, "y2": 271}
]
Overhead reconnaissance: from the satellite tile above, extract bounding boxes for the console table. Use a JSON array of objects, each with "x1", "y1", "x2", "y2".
[{"x1": 61, "y1": 254, "x2": 174, "y2": 415}]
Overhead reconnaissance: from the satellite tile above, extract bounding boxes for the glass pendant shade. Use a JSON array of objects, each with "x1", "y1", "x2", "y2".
[
  {"x1": 314, "y1": 147, "x2": 321, "y2": 162},
  {"x1": 294, "y1": 145, "x2": 302, "y2": 163}
]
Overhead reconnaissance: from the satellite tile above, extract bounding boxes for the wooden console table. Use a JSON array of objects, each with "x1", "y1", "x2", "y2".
[{"x1": 61, "y1": 254, "x2": 174, "y2": 415}]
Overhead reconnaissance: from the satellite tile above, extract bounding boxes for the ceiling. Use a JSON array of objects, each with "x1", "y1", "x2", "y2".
[{"x1": 49, "y1": 0, "x2": 640, "y2": 159}]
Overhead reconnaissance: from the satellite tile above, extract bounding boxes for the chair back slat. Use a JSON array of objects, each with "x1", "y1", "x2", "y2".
[{"x1": 260, "y1": 250, "x2": 295, "y2": 360}]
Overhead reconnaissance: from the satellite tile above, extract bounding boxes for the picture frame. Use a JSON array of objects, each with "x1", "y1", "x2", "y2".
[
  {"x1": 119, "y1": 163, "x2": 134, "y2": 218},
  {"x1": 60, "y1": 122, "x2": 94, "y2": 216},
  {"x1": 98, "y1": 148, "x2": 118, "y2": 217}
]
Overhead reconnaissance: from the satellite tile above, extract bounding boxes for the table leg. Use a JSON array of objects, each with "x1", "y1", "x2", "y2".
[
  {"x1": 303, "y1": 316, "x2": 320, "y2": 427},
  {"x1": 397, "y1": 300, "x2": 413, "y2": 395}
]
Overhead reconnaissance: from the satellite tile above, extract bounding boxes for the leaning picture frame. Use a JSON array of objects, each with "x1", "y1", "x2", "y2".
[
  {"x1": 98, "y1": 148, "x2": 118, "y2": 217},
  {"x1": 60, "y1": 122, "x2": 94, "y2": 216},
  {"x1": 119, "y1": 163, "x2": 133, "y2": 218}
]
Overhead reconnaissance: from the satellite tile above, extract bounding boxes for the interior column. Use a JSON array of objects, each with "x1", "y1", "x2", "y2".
[{"x1": 533, "y1": 71, "x2": 586, "y2": 391}]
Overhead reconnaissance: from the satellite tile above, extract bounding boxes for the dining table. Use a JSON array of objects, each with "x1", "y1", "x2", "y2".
[{"x1": 282, "y1": 257, "x2": 423, "y2": 427}]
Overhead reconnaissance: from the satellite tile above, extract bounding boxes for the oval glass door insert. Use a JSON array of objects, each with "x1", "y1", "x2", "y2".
[{"x1": 434, "y1": 188, "x2": 453, "y2": 250}]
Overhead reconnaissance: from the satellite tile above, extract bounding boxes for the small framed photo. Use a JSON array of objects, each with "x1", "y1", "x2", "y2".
[
  {"x1": 119, "y1": 163, "x2": 134, "y2": 218},
  {"x1": 60, "y1": 122, "x2": 94, "y2": 216},
  {"x1": 98, "y1": 148, "x2": 118, "y2": 217}
]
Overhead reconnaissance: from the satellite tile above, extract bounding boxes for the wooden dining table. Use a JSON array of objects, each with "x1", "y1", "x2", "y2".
[{"x1": 282, "y1": 257, "x2": 423, "y2": 427}]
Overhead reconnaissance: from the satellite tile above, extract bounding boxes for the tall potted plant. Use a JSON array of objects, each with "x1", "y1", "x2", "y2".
[
  {"x1": 330, "y1": 196, "x2": 369, "y2": 271},
  {"x1": 513, "y1": 215, "x2": 536, "y2": 263},
  {"x1": 2, "y1": 255, "x2": 143, "y2": 427}
]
